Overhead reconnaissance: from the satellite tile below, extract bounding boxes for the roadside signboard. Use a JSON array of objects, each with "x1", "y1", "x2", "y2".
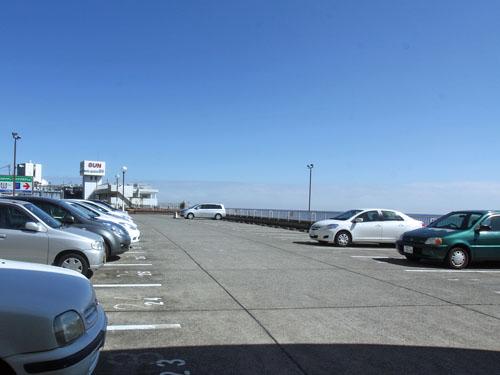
[{"x1": 0, "y1": 175, "x2": 33, "y2": 193}]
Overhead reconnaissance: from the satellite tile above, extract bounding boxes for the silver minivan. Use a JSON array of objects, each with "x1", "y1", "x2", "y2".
[
  {"x1": 181, "y1": 203, "x2": 226, "y2": 220},
  {"x1": 0, "y1": 200, "x2": 105, "y2": 277}
]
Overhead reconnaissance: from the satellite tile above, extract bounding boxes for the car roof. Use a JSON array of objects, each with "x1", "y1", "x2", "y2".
[
  {"x1": 448, "y1": 210, "x2": 496, "y2": 215},
  {"x1": 0, "y1": 199, "x2": 31, "y2": 206}
]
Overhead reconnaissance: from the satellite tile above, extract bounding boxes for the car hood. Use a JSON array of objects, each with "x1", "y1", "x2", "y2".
[
  {"x1": 311, "y1": 219, "x2": 344, "y2": 228},
  {"x1": 0, "y1": 260, "x2": 95, "y2": 355},
  {"x1": 403, "y1": 227, "x2": 457, "y2": 240},
  {"x1": 59, "y1": 226, "x2": 103, "y2": 242}
]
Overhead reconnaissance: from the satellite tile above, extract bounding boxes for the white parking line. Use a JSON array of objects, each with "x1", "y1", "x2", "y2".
[
  {"x1": 107, "y1": 324, "x2": 181, "y2": 331},
  {"x1": 495, "y1": 291, "x2": 500, "y2": 294},
  {"x1": 93, "y1": 284, "x2": 162, "y2": 288},
  {"x1": 127, "y1": 251, "x2": 146, "y2": 254},
  {"x1": 103, "y1": 263, "x2": 152, "y2": 267},
  {"x1": 405, "y1": 270, "x2": 500, "y2": 273},
  {"x1": 350, "y1": 256, "x2": 391, "y2": 259}
]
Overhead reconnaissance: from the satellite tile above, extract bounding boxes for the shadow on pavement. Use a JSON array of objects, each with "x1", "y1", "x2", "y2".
[
  {"x1": 293, "y1": 241, "x2": 396, "y2": 249},
  {"x1": 96, "y1": 343, "x2": 500, "y2": 375},
  {"x1": 378, "y1": 257, "x2": 500, "y2": 270}
]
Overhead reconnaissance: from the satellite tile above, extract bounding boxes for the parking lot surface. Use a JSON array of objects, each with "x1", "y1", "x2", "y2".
[{"x1": 93, "y1": 215, "x2": 500, "y2": 374}]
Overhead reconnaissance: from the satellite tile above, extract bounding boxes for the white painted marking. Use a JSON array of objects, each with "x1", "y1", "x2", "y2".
[
  {"x1": 93, "y1": 284, "x2": 162, "y2": 288},
  {"x1": 447, "y1": 278, "x2": 459, "y2": 281},
  {"x1": 127, "y1": 251, "x2": 146, "y2": 254},
  {"x1": 351, "y1": 256, "x2": 391, "y2": 259},
  {"x1": 405, "y1": 270, "x2": 500, "y2": 273},
  {"x1": 495, "y1": 291, "x2": 500, "y2": 294},
  {"x1": 104, "y1": 263, "x2": 152, "y2": 267},
  {"x1": 107, "y1": 324, "x2": 181, "y2": 331}
]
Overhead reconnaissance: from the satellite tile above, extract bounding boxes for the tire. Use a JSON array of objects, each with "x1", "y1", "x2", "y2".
[
  {"x1": 446, "y1": 247, "x2": 469, "y2": 269},
  {"x1": 56, "y1": 253, "x2": 90, "y2": 276},
  {"x1": 335, "y1": 231, "x2": 352, "y2": 247},
  {"x1": 214, "y1": 214, "x2": 222, "y2": 220},
  {"x1": 104, "y1": 241, "x2": 112, "y2": 261}
]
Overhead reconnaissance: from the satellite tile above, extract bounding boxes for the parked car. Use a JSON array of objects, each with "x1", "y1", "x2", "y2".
[
  {"x1": 0, "y1": 200, "x2": 105, "y2": 276},
  {"x1": 0, "y1": 259, "x2": 107, "y2": 374},
  {"x1": 309, "y1": 209, "x2": 423, "y2": 246},
  {"x1": 80, "y1": 200, "x2": 132, "y2": 221},
  {"x1": 180, "y1": 204, "x2": 226, "y2": 220},
  {"x1": 67, "y1": 200, "x2": 141, "y2": 243},
  {"x1": 397, "y1": 210, "x2": 500, "y2": 269},
  {"x1": 6, "y1": 196, "x2": 130, "y2": 260}
]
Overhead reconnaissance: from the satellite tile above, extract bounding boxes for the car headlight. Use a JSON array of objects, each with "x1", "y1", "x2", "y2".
[
  {"x1": 91, "y1": 241, "x2": 103, "y2": 250},
  {"x1": 54, "y1": 310, "x2": 85, "y2": 346},
  {"x1": 326, "y1": 224, "x2": 339, "y2": 229},
  {"x1": 425, "y1": 237, "x2": 443, "y2": 246}
]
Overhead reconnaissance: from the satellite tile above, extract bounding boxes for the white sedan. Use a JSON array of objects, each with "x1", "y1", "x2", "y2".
[{"x1": 309, "y1": 209, "x2": 423, "y2": 246}]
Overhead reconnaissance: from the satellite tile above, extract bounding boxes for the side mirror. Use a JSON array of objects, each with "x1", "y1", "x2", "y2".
[
  {"x1": 25, "y1": 222, "x2": 43, "y2": 232},
  {"x1": 475, "y1": 224, "x2": 491, "y2": 232},
  {"x1": 63, "y1": 215, "x2": 75, "y2": 224},
  {"x1": 353, "y1": 218, "x2": 364, "y2": 223}
]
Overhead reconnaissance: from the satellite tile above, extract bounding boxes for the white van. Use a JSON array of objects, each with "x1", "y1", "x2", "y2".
[{"x1": 180, "y1": 204, "x2": 226, "y2": 220}]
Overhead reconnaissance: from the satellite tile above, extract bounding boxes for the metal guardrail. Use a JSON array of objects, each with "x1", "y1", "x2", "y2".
[{"x1": 226, "y1": 208, "x2": 440, "y2": 226}]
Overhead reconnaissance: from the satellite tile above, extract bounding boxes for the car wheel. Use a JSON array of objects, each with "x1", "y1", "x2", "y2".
[
  {"x1": 335, "y1": 231, "x2": 352, "y2": 247},
  {"x1": 57, "y1": 253, "x2": 90, "y2": 276},
  {"x1": 446, "y1": 247, "x2": 469, "y2": 269},
  {"x1": 214, "y1": 214, "x2": 222, "y2": 220},
  {"x1": 187, "y1": 213, "x2": 194, "y2": 220},
  {"x1": 104, "y1": 241, "x2": 112, "y2": 261}
]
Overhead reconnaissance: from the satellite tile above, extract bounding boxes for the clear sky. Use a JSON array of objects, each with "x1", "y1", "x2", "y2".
[{"x1": 1, "y1": 1, "x2": 499, "y2": 212}]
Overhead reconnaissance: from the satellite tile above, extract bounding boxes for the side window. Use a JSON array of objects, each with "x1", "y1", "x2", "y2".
[
  {"x1": 36, "y1": 202, "x2": 67, "y2": 221},
  {"x1": 215, "y1": 205, "x2": 222, "y2": 210},
  {"x1": 381, "y1": 211, "x2": 404, "y2": 221},
  {"x1": 0, "y1": 206, "x2": 32, "y2": 230},
  {"x1": 483, "y1": 216, "x2": 500, "y2": 231},
  {"x1": 200, "y1": 205, "x2": 209, "y2": 210},
  {"x1": 357, "y1": 211, "x2": 380, "y2": 222}
]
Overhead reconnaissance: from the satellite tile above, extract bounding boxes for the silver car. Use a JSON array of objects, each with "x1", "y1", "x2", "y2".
[
  {"x1": 0, "y1": 200, "x2": 105, "y2": 277},
  {"x1": 0, "y1": 259, "x2": 107, "y2": 374}
]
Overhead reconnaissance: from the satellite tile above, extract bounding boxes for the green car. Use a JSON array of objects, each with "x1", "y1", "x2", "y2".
[{"x1": 397, "y1": 210, "x2": 500, "y2": 269}]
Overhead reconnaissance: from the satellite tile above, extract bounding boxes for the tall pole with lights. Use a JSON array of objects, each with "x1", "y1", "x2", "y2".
[
  {"x1": 12, "y1": 132, "x2": 21, "y2": 196},
  {"x1": 122, "y1": 166, "x2": 127, "y2": 211},
  {"x1": 307, "y1": 164, "x2": 314, "y2": 211}
]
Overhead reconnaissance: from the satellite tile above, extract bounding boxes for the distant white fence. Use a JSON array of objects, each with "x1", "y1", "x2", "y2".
[{"x1": 226, "y1": 208, "x2": 439, "y2": 226}]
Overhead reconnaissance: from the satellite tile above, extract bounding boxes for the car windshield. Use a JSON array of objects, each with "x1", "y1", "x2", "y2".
[
  {"x1": 62, "y1": 202, "x2": 93, "y2": 220},
  {"x1": 427, "y1": 212, "x2": 483, "y2": 230},
  {"x1": 331, "y1": 210, "x2": 363, "y2": 220},
  {"x1": 84, "y1": 201, "x2": 109, "y2": 213},
  {"x1": 70, "y1": 203, "x2": 98, "y2": 218},
  {"x1": 93, "y1": 200, "x2": 114, "y2": 210},
  {"x1": 24, "y1": 203, "x2": 62, "y2": 229}
]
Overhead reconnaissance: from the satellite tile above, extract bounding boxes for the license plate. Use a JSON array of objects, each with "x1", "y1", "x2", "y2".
[{"x1": 403, "y1": 245, "x2": 413, "y2": 254}]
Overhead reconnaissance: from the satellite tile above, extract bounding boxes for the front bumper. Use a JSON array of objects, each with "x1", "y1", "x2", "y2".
[
  {"x1": 309, "y1": 229, "x2": 335, "y2": 242},
  {"x1": 86, "y1": 249, "x2": 106, "y2": 271},
  {"x1": 7, "y1": 305, "x2": 107, "y2": 375},
  {"x1": 397, "y1": 241, "x2": 448, "y2": 261}
]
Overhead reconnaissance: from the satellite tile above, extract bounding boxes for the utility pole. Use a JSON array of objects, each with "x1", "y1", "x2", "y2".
[
  {"x1": 12, "y1": 132, "x2": 21, "y2": 196},
  {"x1": 307, "y1": 164, "x2": 314, "y2": 211},
  {"x1": 122, "y1": 166, "x2": 127, "y2": 211}
]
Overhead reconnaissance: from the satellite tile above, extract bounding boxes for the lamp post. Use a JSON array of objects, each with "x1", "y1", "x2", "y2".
[
  {"x1": 12, "y1": 132, "x2": 21, "y2": 196},
  {"x1": 121, "y1": 166, "x2": 127, "y2": 211},
  {"x1": 115, "y1": 174, "x2": 120, "y2": 209},
  {"x1": 307, "y1": 164, "x2": 314, "y2": 211}
]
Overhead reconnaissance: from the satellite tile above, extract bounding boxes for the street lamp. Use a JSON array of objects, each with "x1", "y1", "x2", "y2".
[
  {"x1": 307, "y1": 164, "x2": 314, "y2": 211},
  {"x1": 122, "y1": 166, "x2": 127, "y2": 211},
  {"x1": 115, "y1": 174, "x2": 120, "y2": 209},
  {"x1": 12, "y1": 132, "x2": 21, "y2": 196}
]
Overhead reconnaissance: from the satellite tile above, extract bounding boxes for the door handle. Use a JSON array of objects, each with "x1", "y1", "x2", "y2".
[{"x1": 0, "y1": 234, "x2": 6, "y2": 239}]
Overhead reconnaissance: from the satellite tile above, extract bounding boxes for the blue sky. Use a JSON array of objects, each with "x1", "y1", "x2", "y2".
[{"x1": 1, "y1": 1, "x2": 499, "y2": 211}]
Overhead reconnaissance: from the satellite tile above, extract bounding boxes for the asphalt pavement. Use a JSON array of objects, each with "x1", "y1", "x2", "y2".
[{"x1": 93, "y1": 215, "x2": 500, "y2": 375}]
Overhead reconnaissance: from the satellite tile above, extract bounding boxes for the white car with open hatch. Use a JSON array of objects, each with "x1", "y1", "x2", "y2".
[{"x1": 309, "y1": 209, "x2": 423, "y2": 246}]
